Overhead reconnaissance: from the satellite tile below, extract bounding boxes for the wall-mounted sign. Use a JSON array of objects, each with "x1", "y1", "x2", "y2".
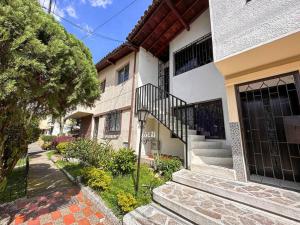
[{"x1": 142, "y1": 131, "x2": 156, "y2": 144}]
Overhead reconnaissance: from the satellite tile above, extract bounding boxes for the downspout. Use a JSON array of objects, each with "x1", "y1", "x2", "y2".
[{"x1": 128, "y1": 50, "x2": 137, "y2": 147}]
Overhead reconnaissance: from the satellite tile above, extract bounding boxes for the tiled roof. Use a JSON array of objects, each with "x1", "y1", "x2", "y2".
[
  {"x1": 127, "y1": 0, "x2": 163, "y2": 41},
  {"x1": 95, "y1": 42, "x2": 134, "y2": 72}
]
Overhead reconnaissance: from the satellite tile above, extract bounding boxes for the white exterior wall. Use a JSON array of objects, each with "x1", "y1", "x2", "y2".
[
  {"x1": 137, "y1": 47, "x2": 158, "y2": 87},
  {"x1": 169, "y1": 10, "x2": 231, "y2": 145},
  {"x1": 134, "y1": 48, "x2": 159, "y2": 155},
  {"x1": 209, "y1": 0, "x2": 300, "y2": 61}
]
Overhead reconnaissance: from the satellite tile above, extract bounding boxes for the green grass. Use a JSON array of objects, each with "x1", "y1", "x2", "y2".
[
  {"x1": 56, "y1": 159, "x2": 164, "y2": 218},
  {"x1": 55, "y1": 160, "x2": 83, "y2": 178},
  {"x1": 0, "y1": 157, "x2": 28, "y2": 203},
  {"x1": 46, "y1": 150, "x2": 57, "y2": 160}
]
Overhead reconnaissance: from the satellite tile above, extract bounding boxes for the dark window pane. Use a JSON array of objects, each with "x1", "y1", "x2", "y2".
[
  {"x1": 105, "y1": 111, "x2": 121, "y2": 133},
  {"x1": 118, "y1": 64, "x2": 129, "y2": 84},
  {"x1": 174, "y1": 34, "x2": 213, "y2": 76}
]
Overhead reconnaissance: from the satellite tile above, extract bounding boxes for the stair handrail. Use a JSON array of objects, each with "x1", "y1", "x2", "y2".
[{"x1": 135, "y1": 83, "x2": 189, "y2": 168}]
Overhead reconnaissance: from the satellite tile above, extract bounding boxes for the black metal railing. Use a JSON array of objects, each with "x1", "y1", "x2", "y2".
[{"x1": 135, "y1": 83, "x2": 189, "y2": 168}]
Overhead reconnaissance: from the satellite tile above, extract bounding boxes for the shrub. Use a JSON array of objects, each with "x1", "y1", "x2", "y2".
[
  {"x1": 41, "y1": 142, "x2": 52, "y2": 150},
  {"x1": 155, "y1": 156, "x2": 182, "y2": 180},
  {"x1": 52, "y1": 136, "x2": 74, "y2": 147},
  {"x1": 82, "y1": 167, "x2": 112, "y2": 191},
  {"x1": 117, "y1": 192, "x2": 137, "y2": 213},
  {"x1": 41, "y1": 135, "x2": 56, "y2": 143},
  {"x1": 56, "y1": 142, "x2": 70, "y2": 154},
  {"x1": 65, "y1": 139, "x2": 113, "y2": 169},
  {"x1": 110, "y1": 148, "x2": 136, "y2": 176}
]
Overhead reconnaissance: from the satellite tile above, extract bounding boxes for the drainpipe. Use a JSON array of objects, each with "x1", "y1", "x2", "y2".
[{"x1": 128, "y1": 50, "x2": 137, "y2": 147}]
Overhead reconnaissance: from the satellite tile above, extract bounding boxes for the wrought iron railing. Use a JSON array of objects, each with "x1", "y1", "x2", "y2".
[{"x1": 135, "y1": 83, "x2": 189, "y2": 168}]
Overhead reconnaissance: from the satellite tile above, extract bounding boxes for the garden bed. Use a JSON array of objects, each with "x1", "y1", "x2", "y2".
[
  {"x1": 46, "y1": 138, "x2": 182, "y2": 218},
  {"x1": 51, "y1": 155, "x2": 163, "y2": 218}
]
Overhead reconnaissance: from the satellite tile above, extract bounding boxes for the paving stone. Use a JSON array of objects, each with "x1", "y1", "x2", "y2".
[
  {"x1": 173, "y1": 169, "x2": 300, "y2": 221},
  {"x1": 153, "y1": 182, "x2": 298, "y2": 225},
  {"x1": 123, "y1": 203, "x2": 193, "y2": 225},
  {"x1": 1, "y1": 147, "x2": 107, "y2": 225}
]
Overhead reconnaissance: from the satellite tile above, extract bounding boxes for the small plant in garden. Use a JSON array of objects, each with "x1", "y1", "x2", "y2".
[
  {"x1": 52, "y1": 136, "x2": 75, "y2": 148},
  {"x1": 154, "y1": 155, "x2": 182, "y2": 180},
  {"x1": 82, "y1": 167, "x2": 112, "y2": 191},
  {"x1": 110, "y1": 148, "x2": 137, "y2": 176},
  {"x1": 64, "y1": 139, "x2": 112, "y2": 169},
  {"x1": 56, "y1": 142, "x2": 70, "y2": 154},
  {"x1": 41, "y1": 142, "x2": 52, "y2": 150},
  {"x1": 117, "y1": 192, "x2": 137, "y2": 213},
  {"x1": 40, "y1": 135, "x2": 56, "y2": 143}
]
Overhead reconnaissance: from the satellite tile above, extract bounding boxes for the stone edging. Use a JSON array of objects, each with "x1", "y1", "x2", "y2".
[{"x1": 50, "y1": 155, "x2": 122, "y2": 225}]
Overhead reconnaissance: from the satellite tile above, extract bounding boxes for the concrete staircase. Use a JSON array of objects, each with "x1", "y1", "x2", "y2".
[
  {"x1": 187, "y1": 129, "x2": 236, "y2": 180},
  {"x1": 124, "y1": 169, "x2": 300, "y2": 225}
]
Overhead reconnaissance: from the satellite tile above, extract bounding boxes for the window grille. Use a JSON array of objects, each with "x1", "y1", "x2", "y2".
[
  {"x1": 174, "y1": 34, "x2": 213, "y2": 76},
  {"x1": 105, "y1": 111, "x2": 121, "y2": 134}
]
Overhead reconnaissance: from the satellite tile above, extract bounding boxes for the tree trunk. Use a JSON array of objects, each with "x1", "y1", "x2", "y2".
[{"x1": 59, "y1": 116, "x2": 65, "y2": 135}]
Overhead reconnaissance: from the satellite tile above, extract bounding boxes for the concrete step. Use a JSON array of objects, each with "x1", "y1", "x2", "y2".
[
  {"x1": 153, "y1": 182, "x2": 298, "y2": 225},
  {"x1": 189, "y1": 134, "x2": 205, "y2": 141},
  {"x1": 191, "y1": 141, "x2": 222, "y2": 149},
  {"x1": 191, "y1": 155, "x2": 233, "y2": 168},
  {"x1": 190, "y1": 164, "x2": 236, "y2": 180},
  {"x1": 123, "y1": 203, "x2": 193, "y2": 225},
  {"x1": 172, "y1": 169, "x2": 300, "y2": 222},
  {"x1": 192, "y1": 148, "x2": 232, "y2": 157}
]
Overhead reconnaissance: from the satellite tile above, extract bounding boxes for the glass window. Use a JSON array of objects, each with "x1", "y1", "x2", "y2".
[
  {"x1": 174, "y1": 34, "x2": 213, "y2": 76},
  {"x1": 105, "y1": 111, "x2": 121, "y2": 133},
  {"x1": 117, "y1": 64, "x2": 129, "y2": 84},
  {"x1": 100, "y1": 79, "x2": 106, "y2": 93}
]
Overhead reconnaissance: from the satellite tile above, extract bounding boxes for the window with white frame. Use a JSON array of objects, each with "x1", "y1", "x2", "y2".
[
  {"x1": 117, "y1": 64, "x2": 129, "y2": 84},
  {"x1": 105, "y1": 111, "x2": 121, "y2": 134}
]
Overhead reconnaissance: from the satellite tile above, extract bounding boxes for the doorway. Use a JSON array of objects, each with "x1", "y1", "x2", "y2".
[{"x1": 238, "y1": 72, "x2": 300, "y2": 189}]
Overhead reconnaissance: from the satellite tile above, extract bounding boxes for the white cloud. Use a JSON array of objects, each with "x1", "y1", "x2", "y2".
[
  {"x1": 80, "y1": 0, "x2": 86, "y2": 4},
  {"x1": 83, "y1": 24, "x2": 94, "y2": 36},
  {"x1": 65, "y1": 5, "x2": 78, "y2": 18},
  {"x1": 88, "y1": 0, "x2": 112, "y2": 8}
]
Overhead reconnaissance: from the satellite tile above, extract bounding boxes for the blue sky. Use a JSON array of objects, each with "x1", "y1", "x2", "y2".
[{"x1": 39, "y1": 0, "x2": 152, "y2": 63}]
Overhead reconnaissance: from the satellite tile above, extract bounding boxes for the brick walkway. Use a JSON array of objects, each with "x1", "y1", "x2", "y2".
[{"x1": 0, "y1": 143, "x2": 107, "y2": 225}]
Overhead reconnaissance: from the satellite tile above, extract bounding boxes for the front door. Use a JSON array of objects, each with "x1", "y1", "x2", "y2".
[{"x1": 238, "y1": 72, "x2": 300, "y2": 188}]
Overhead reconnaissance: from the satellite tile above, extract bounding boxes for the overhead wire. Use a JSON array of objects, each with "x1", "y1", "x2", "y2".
[
  {"x1": 81, "y1": 0, "x2": 138, "y2": 39},
  {"x1": 41, "y1": 5, "x2": 124, "y2": 43}
]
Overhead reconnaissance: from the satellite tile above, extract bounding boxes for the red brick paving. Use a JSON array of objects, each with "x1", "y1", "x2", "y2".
[{"x1": 0, "y1": 188, "x2": 106, "y2": 225}]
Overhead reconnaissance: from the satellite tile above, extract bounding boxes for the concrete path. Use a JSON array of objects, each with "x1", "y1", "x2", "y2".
[{"x1": 27, "y1": 143, "x2": 74, "y2": 198}]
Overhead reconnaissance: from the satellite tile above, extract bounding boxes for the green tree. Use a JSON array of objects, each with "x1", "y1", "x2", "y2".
[{"x1": 0, "y1": 0, "x2": 100, "y2": 189}]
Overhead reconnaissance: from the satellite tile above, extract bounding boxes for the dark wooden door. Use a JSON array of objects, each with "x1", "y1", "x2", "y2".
[{"x1": 238, "y1": 73, "x2": 300, "y2": 184}]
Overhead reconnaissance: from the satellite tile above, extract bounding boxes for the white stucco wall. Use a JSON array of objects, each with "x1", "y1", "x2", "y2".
[
  {"x1": 209, "y1": 0, "x2": 300, "y2": 61},
  {"x1": 134, "y1": 48, "x2": 159, "y2": 155},
  {"x1": 137, "y1": 47, "x2": 158, "y2": 87},
  {"x1": 169, "y1": 10, "x2": 231, "y2": 144}
]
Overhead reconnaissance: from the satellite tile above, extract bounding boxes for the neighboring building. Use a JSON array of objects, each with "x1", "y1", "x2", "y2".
[
  {"x1": 210, "y1": 0, "x2": 300, "y2": 188},
  {"x1": 39, "y1": 116, "x2": 74, "y2": 136},
  {"x1": 67, "y1": 44, "x2": 138, "y2": 149}
]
